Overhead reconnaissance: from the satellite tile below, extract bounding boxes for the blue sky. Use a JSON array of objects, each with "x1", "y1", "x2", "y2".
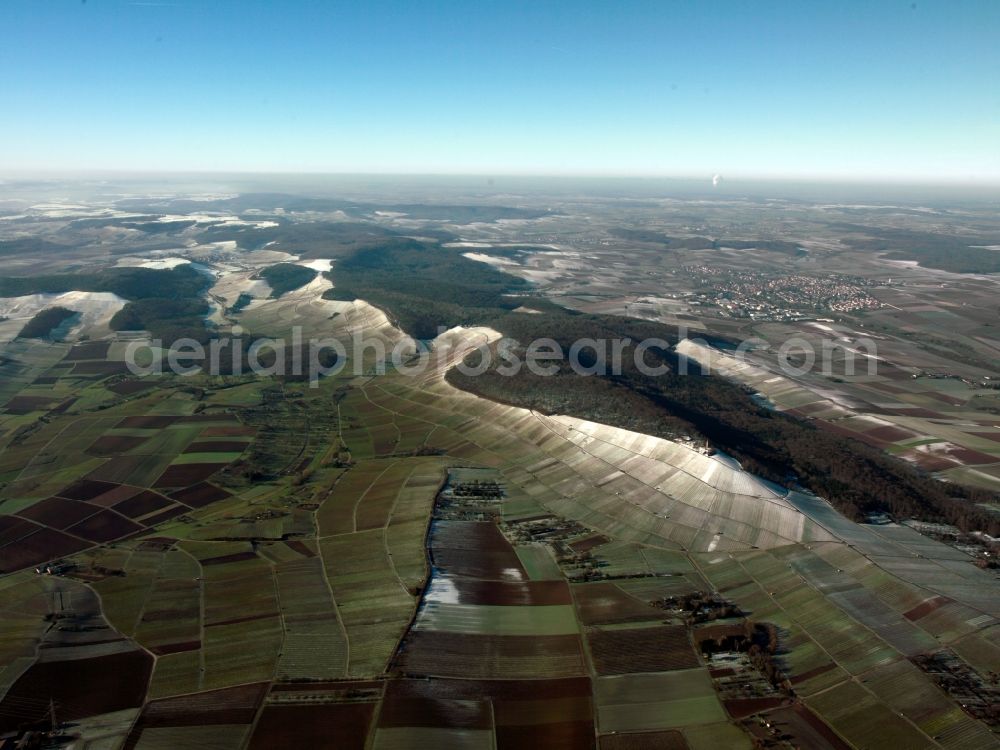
[{"x1": 2, "y1": 0, "x2": 998, "y2": 181}]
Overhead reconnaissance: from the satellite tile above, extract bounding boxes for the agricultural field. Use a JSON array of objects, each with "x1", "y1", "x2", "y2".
[
  {"x1": 397, "y1": 469, "x2": 588, "y2": 682},
  {"x1": 0, "y1": 185, "x2": 999, "y2": 749},
  {"x1": 676, "y1": 338, "x2": 1000, "y2": 491},
  {"x1": 4, "y1": 319, "x2": 995, "y2": 747}
]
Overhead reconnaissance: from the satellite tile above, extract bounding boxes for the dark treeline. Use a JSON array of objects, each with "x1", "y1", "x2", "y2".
[
  {"x1": 0, "y1": 265, "x2": 212, "y2": 344},
  {"x1": 319, "y1": 240, "x2": 999, "y2": 532},
  {"x1": 831, "y1": 223, "x2": 1000, "y2": 274},
  {"x1": 259, "y1": 263, "x2": 317, "y2": 297},
  {"x1": 0, "y1": 238, "x2": 72, "y2": 257},
  {"x1": 449, "y1": 309, "x2": 1000, "y2": 536},
  {"x1": 119, "y1": 193, "x2": 551, "y2": 224},
  {"x1": 17, "y1": 306, "x2": 78, "y2": 340},
  {"x1": 199, "y1": 221, "x2": 414, "y2": 259},
  {"x1": 323, "y1": 238, "x2": 529, "y2": 338},
  {"x1": 109, "y1": 297, "x2": 211, "y2": 344},
  {"x1": 608, "y1": 228, "x2": 803, "y2": 255},
  {"x1": 126, "y1": 219, "x2": 197, "y2": 234},
  {"x1": 0, "y1": 264, "x2": 207, "y2": 300},
  {"x1": 229, "y1": 293, "x2": 253, "y2": 314}
]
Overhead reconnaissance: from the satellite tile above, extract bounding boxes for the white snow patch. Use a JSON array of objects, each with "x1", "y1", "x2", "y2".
[
  {"x1": 0, "y1": 291, "x2": 127, "y2": 343},
  {"x1": 462, "y1": 252, "x2": 519, "y2": 267},
  {"x1": 131, "y1": 257, "x2": 191, "y2": 270},
  {"x1": 297, "y1": 259, "x2": 335, "y2": 272}
]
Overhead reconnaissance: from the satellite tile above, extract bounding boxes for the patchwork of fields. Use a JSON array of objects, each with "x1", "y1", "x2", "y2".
[
  {"x1": 0, "y1": 319, "x2": 997, "y2": 748},
  {"x1": 677, "y1": 338, "x2": 1000, "y2": 490}
]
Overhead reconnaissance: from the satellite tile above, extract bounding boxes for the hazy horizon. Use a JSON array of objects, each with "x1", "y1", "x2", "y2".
[{"x1": 1, "y1": 172, "x2": 997, "y2": 209}]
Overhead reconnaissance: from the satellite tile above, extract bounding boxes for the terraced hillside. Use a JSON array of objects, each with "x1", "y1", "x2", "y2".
[{"x1": 360, "y1": 326, "x2": 835, "y2": 553}]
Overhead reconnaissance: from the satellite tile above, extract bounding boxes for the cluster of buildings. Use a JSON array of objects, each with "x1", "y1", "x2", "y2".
[{"x1": 683, "y1": 266, "x2": 885, "y2": 320}]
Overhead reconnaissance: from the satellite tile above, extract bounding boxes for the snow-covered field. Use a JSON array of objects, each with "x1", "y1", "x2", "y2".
[
  {"x1": 297, "y1": 258, "x2": 335, "y2": 272},
  {"x1": 461, "y1": 252, "x2": 519, "y2": 267},
  {"x1": 0, "y1": 291, "x2": 127, "y2": 344},
  {"x1": 115, "y1": 256, "x2": 192, "y2": 270}
]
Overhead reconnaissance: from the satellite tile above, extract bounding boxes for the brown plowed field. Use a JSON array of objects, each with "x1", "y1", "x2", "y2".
[{"x1": 586, "y1": 625, "x2": 698, "y2": 675}]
